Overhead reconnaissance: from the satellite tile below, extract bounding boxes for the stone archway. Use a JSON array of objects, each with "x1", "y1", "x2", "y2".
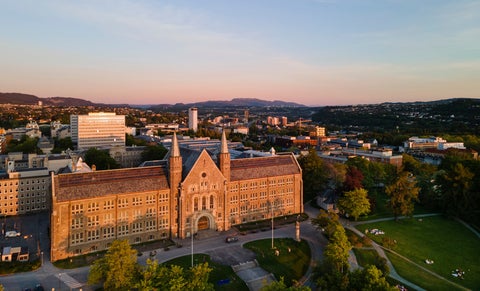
[{"x1": 197, "y1": 216, "x2": 209, "y2": 230}]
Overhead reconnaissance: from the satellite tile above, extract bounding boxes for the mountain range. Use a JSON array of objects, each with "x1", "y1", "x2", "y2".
[{"x1": 0, "y1": 93, "x2": 305, "y2": 107}]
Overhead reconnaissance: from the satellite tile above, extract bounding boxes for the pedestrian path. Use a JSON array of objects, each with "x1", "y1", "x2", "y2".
[
  {"x1": 232, "y1": 260, "x2": 275, "y2": 291},
  {"x1": 55, "y1": 272, "x2": 83, "y2": 289}
]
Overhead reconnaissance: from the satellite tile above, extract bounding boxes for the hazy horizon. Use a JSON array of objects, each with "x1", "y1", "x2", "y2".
[{"x1": 1, "y1": 1, "x2": 479, "y2": 106}]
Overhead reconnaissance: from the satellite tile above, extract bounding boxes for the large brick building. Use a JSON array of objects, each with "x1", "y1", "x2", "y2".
[{"x1": 50, "y1": 132, "x2": 303, "y2": 261}]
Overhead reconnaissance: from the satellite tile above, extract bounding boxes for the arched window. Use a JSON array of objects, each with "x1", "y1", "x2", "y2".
[
  {"x1": 210, "y1": 195, "x2": 214, "y2": 209},
  {"x1": 194, "y1": 197, "x2": 198, "y2": 211},
  {"x1": 202, "y1": 196, "x2": 206, "y2": 210}
]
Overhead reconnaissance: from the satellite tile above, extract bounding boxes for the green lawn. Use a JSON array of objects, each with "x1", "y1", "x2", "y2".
[
  {"x1": 359, "y1": 189, "x2": 430, "y2": 221},
  {"x1": 164, "y1": 254, "x2": 248, "y2": 291},
  {"x1": 386, "y1": 252, "x2": 463, "y2": 291},
  {"x1": 356, "y1": 216, "x2": 480, "y2": 290},
  {"x1": 352, "y1": 248, "x2": 379, "y2": 267},
  {"x1": 244, "y1": 238, "x2": 311, "y2": 286}
]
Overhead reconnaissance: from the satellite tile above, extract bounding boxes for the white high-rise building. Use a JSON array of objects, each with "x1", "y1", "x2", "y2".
[
  {"x1": 188, "y1": 107, "x2": 198, "y2": 132},
  {"x1": 70, "y1": 112, "x2": 126, "y2": 149}
]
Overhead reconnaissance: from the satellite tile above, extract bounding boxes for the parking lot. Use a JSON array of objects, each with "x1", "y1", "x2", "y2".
[{"x1": 0, "y1": 212, "x2": 50, "y2": 262}]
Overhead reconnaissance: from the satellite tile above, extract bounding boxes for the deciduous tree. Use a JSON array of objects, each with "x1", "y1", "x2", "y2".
[
  {"x1": 88, "y1": 240, "x2": 139, "y2": 290},
  {"x1": 84, "y1": 147, "x2": 121, "y2": 170},
  {"x1": 298, "y1": 149, "x2": 328, "y2": 202},
  {"x1": 338, "y1": 188, "x2": 371, "y2": 221},
  {"x1": 385, "y1": 171, "x2": 420, "y2": 221}
]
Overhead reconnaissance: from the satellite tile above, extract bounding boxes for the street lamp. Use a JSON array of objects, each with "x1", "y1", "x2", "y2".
[
  {"x1": 271, "y1": 201, "x2": 274, "y2": 249},
  {"x1": 191, "y1": 217, "x2": 194, "y2": 268}
]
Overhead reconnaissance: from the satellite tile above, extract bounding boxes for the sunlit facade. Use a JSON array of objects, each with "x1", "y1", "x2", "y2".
[{"x1": 70, "y1": 112, "x2": 125, "y2": 150}]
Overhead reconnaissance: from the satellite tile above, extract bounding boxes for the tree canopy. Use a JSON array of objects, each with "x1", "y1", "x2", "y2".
[
  {"x1": 84, "y1": 147, "x2": 121, "y2": 170},
  {"x1": 88, "y1": 240, "x2": 139, "y2": 290},
  {"x1": 298, "y1": 149, "x2": 328, "y2": 202},
  {"x1": 338, "y1": 188, "x2": 371, "y2": 221},
  {"x1": 385, "y1": 171, "x2": 420, "y2": 221}
]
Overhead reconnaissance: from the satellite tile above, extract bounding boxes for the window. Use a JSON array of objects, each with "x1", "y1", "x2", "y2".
[
  {"x1": 145, "y1": 220, "x2": 156, "y2": 231},
  {"x1": 118, "y1": 224, "x2": 129, "y2": 236},
  {"x1": 103, "y1": 200, "x2": 114, "y2": 210},
  {"x1": 202, "y1": 196, "x2": 206, "y2": 210},
  {"x1": 210, "y1": 195, "x2": 214, "y2": 209},
  {"x1": 103, "y1": 226, "x2": 115, "y2": 239},
  {"x1": 71, "y1": 217, "x2": 84, "y2": 229},
  {"x1": 88, "y1": 202, "x2": 99, "y2": 212},
  {"x1": 71, "y1": 204, "x2": 84, "y2": 214},
  {"x1": 194, "y1": 197, "x2": 198, "y2": 211},
  {"x1": 87, "y1": 229, "x2": 100, "y2": 241},
  {"x1": 87, "y1": 215, "x2": 99, "y2": 227},
  {"x1": 132, "y1": 197, "x2": 142, "y2": 206},
  {"x1": 71, "y1": 232, "x2": 84, "y2": 245}
]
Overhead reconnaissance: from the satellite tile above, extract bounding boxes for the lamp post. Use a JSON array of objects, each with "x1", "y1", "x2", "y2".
[
  {"x1": 191, "y1": 218, "x2": 194, "y2": 268},
  {"x1": 271, "y1": 201, "x2": 274, "y2": 249}
]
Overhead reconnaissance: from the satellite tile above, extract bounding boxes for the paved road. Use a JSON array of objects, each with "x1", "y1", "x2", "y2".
[{"x1": 0, "y1": 204, "x2": 326, "y2": 291}]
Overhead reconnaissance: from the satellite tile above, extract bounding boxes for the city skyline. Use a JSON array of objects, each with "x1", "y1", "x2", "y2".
[{"x1": 1, "y1": 0, "x2": 479, "y2": 106}]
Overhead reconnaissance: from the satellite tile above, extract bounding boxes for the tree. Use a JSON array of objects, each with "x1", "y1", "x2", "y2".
[
  {"x1": 261, "y1": 277, "x2": 310, "y2": 291},
  {"x1": 325, "y1": 162, "x2": 346, "y2": 190},
  {"x1": 385, "y1": 171, "x2": 420, "y2": 221},
  {"x1": 437, "y1": 162, "x2": 474, "y2": 215},
  {"x1": 311, "y1": 209, "x2": 340, "y2": 238},
  {"x1": 349, "y1": 265, "x2": 396, "y2": 291},
  {"x1": 141, "y1": 144, "x2": 168, "y2": 162},
  {"x1": 323, "y1": 223, "x2": 352, "y2": 274},
  {"x1": 338, "y1": 188, "x2": 371, "y2": 221},
  {"x1": 298, "y1": 149, "x2": 328, "y2": 202},
  {"x1": 343, "y1": 166, "x2": 364, "y2": 192},
  {"x1": 136, "y1": 260, "x2": 214, "y2": 291},
  {"x1": 88, "y1": 240, "x2": 139, "y2": 290},
  {"x1": 51, "y1": 137, "x2": 73, "y2": 153},
  {"x1": 84, "y1": 147, "x2": 121, "y2": 170}
]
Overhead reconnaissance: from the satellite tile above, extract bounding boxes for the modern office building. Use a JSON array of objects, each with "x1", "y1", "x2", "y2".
[
  {"x1": 188, "y1": 107, "x2": 198, "y2": 132},
  {"x1": 50, "y1": 132, "x2": 303, "y2": 261},
  {"x1": 0, "y1": 167, "x2": 50, "y2": 216},
  {"x1": 70, "y1": 112, "x2": 126, "y2": 150}
]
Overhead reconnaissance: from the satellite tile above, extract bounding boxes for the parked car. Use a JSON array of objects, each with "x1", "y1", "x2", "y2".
[
  {"x1": 225, "y1": 236, "x2": 238, "y2": 243},
  {"x1": 5, "y1": 230, "x2": 20, "y2": 237}
]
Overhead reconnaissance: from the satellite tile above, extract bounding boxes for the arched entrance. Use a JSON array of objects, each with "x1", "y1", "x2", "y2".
[{"x1": 197, "y1": 216, "x2": 209, "y2": 230}]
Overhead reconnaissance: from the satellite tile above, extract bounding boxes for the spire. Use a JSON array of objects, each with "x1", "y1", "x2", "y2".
[
  {"x1": 220, "y1": 130, "x2": 228, "y2": 154},
  {"x1": 171, "y1": 132, "x2": 180, "y2": 157}
]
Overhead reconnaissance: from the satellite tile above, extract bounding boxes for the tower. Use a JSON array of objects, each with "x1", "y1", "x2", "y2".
[
  {"x1": 218, "y1": 130, "x2": 230, "y2": 182},
  {"x1": 169, "y1": 132, "x2": 182, "y2": 237},
  {"x1": 188, "y1": 107, "x2": 198, "y2": 132}
]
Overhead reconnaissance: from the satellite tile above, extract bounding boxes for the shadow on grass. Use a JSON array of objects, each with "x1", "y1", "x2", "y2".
[
  {"x1": 244, "y1": 238, "x2": 310, "y2": 286},
  {"x1": 164, "y1": 253, "x2": 249, "y2": 291}
]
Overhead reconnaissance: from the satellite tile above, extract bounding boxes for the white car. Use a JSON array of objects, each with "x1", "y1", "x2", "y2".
[{"x1": 5, "y1": 231, "x2": 21, "y2": 238}]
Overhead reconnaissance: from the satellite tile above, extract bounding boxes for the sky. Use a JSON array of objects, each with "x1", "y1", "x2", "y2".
[{"x1": 1, "y1": 0, "x2": 479, "y2": 106}]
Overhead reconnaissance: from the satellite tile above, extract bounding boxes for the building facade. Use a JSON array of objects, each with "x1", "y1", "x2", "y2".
[
  {"x1": 70, "y1": 112, "x2": 126, "y2": 150},
  {"x1": 0, "y1": 168, "x2": 50, "y2": 216},
  {"x1": 50, "y1": 132, "x2": 303, "y2": 261},
  {"x1": 188, "y1": 107, "x2": 198, "y2": 132}
]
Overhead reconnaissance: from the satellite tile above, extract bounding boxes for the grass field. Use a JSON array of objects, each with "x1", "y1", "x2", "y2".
[
  {"x1": 244, "y1": 238, "x2": 311, "y2": 286},
  {"x1": 356, "y1": 216, "x2": 480, "y2": 290},
  {"x1": 386, "y1": 251, "x2": 464, "y2": 291},
  {"x1": 164, "y1": 253, "x2": 248, "y2": 291},
  {"x1": 359, "y1": 189, "x2": 430, "y2": 221}
]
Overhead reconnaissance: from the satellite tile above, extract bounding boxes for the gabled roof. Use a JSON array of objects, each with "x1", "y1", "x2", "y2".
[
  {"x1": 54, "y1": 166, "x2": 169, "y2": 202},
  {"x1": 180, "y1": 147, "x2": 218, "y2": 179},
  {"x1": 230, "y1": 154, "x2": 301, "y2": 181}
]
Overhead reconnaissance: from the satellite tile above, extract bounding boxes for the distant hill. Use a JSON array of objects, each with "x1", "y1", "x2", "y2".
[
  {"x1": 0, "y1": 92, "x2": 97, "y2": 106},
  {"x1": 191, "y1": 98, "x2": 305, "y2": 107},
  {"x1": 1, "y1": 93, "x2": 304, "y2": 108}
]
